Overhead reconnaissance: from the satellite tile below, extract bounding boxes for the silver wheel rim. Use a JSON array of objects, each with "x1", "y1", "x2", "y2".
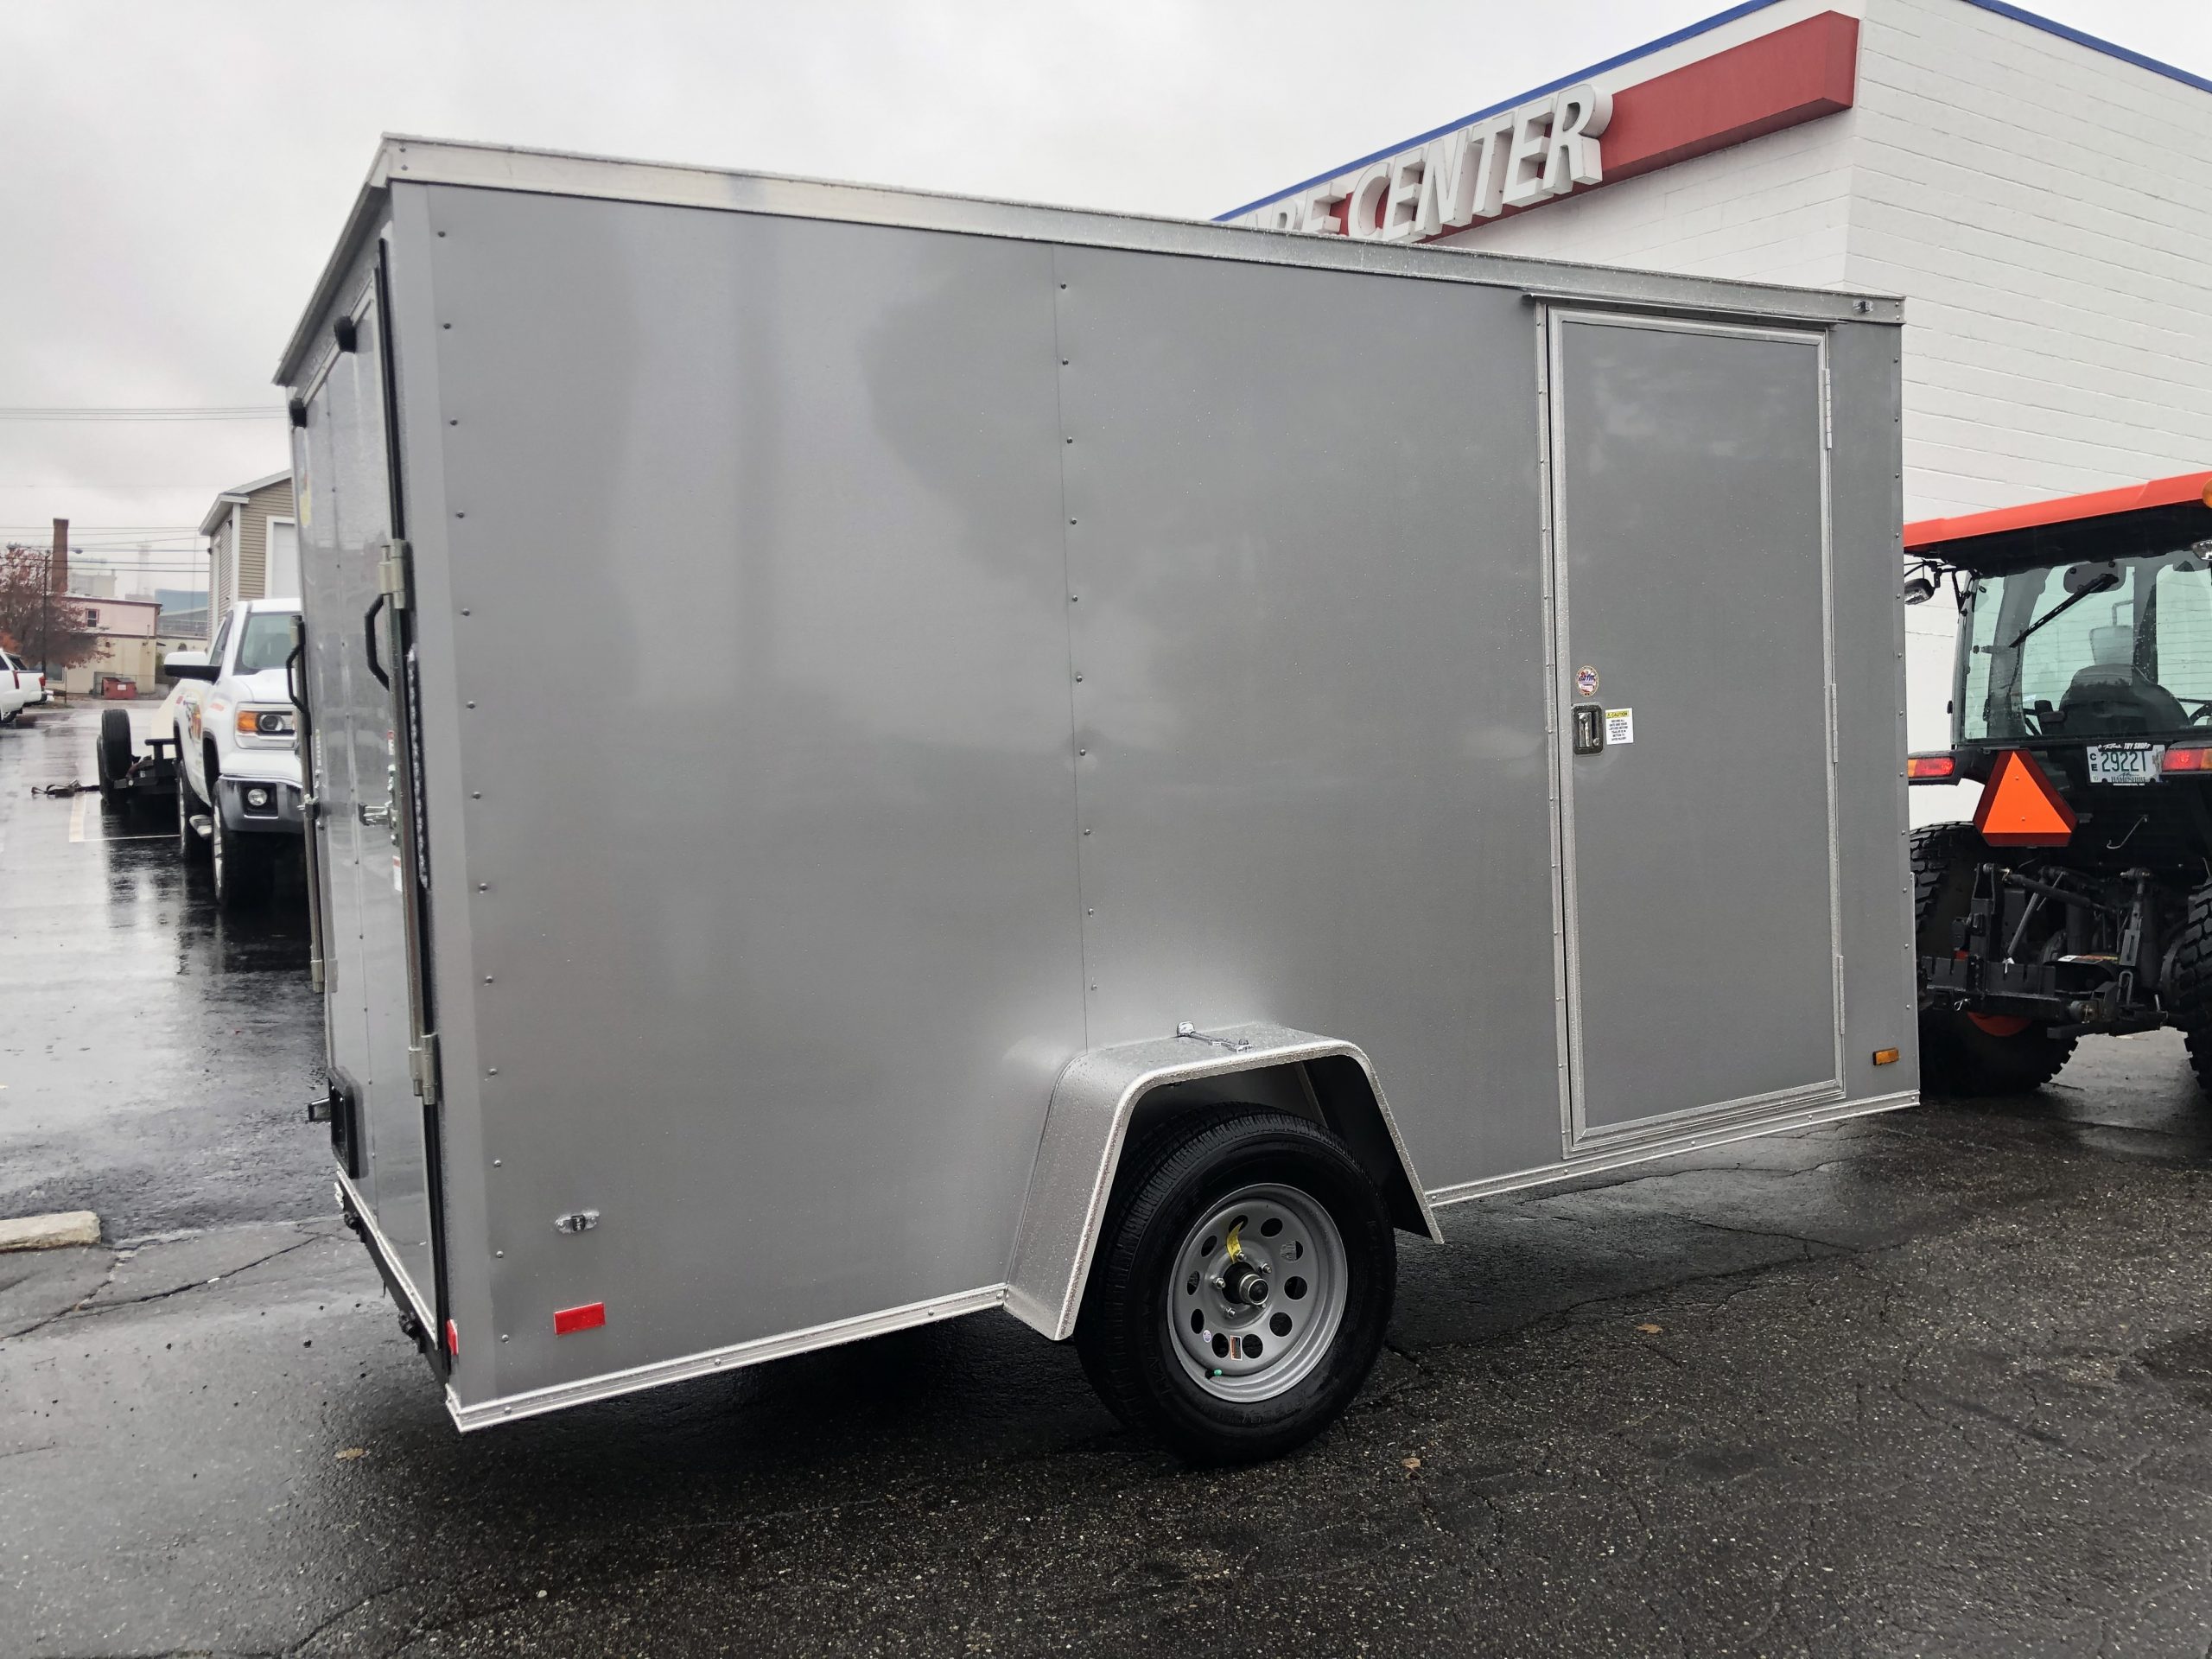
[{"x1": 1167, "y1": 1182, "x2": 1347, "y2": 1403}]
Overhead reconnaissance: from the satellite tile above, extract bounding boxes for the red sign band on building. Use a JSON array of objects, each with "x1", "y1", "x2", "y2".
[{"x1": 1228, "y1": 10, "x2": 1859, "y2": 243}]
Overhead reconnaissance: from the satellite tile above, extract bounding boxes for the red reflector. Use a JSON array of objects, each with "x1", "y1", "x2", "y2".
[
  {"x1": 1906, "y1": 753, "x2": 1957, "y2": 780},
  {"x1": 2164, "y1": 744, "x2": 2212, "y2": 773},
  {"x1": 445, "y1": 1319, "x2": 459, "y2": 1357},
  {"x1": 554, "y1": 1301, "x2": 606, "y2": 1336}
]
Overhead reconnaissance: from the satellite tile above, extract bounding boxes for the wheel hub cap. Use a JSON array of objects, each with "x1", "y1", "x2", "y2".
[{"x1": 1168, "y1": 1183, "x2": 1348, "y2": 1403}]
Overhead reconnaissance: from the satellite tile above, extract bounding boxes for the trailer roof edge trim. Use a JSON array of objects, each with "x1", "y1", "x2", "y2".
[
  {"x1": 274, "y1": 134, "x2": 1902, "y2": 385},
  {"x1": 1904, "y1": 470, "x2": 2212, "y2": 552}
]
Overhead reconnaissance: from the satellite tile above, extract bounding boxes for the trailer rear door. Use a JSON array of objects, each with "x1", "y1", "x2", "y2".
[
  {"x1": 296, "y1": 250, "x2": 446, "y2": 1338},
  {"x1": 1548, "y1": 312, "x2": 1841, "y2": 1147}
]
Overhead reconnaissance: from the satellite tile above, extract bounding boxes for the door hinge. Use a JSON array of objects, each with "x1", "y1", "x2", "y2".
[
  {"x1": 410, "y1": 1031, "x2": 442, "y2": 1105},
  {"x1": 378, "y1": 538, "x2": 413, "y2": 611},
  {"x1": 1827, "y1": 684, "x2": 1840, "y2": 764},
  {"x1": 1820, "y1": 362, "x2": 1833, "y2": 450}
]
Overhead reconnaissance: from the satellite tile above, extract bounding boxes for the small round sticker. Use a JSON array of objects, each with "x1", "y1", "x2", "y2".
[{"x1": 1575, "y1": 665, "x2": 1599, "y2": 697}]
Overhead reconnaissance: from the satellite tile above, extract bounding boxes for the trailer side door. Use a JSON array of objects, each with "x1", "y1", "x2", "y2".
[{"x1": 1547, "y1": 311, "x2": 1841, "y2": 1147}]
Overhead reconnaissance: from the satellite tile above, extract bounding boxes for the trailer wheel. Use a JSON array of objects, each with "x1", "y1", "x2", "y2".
[
  {"x1": 97, "y1": 709, "x2": 132, "y2": 801},
  {"x1": 2167, "y1": 883, "x2": 2212, "y2": 1098},
  {"x1": 1912, "y1": 823, "x2": 2076, "y2": 1096},
  {"x1": 1074, "y1": 1106, "x2": 1395, "y2": 1465}
]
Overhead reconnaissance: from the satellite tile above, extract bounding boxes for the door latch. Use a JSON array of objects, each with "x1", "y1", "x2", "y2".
[{"x1": 1572, "y1": 703, "x2": 1607, "y2": 755}]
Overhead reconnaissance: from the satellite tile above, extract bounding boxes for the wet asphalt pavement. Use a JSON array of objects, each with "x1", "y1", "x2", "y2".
[{"x1": 12, "y1": 706, "x2": 2212, "y2": 1656}]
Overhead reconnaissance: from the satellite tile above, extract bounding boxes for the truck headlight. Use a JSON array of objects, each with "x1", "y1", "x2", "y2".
[{"x1": 238, "y1": 709, "x2": 296, "y2": 736}]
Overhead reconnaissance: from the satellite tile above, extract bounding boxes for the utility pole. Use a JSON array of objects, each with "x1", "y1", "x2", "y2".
[{"x1": 46, "y1": 516, "x2": 67, "y2": 677}]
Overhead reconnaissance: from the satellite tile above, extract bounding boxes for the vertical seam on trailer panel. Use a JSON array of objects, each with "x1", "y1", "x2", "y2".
[{"x1": 1046, "y1": 246, "x2": 1091, "y2": 1049}]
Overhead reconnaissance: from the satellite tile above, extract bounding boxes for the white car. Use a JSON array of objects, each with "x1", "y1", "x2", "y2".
[
  {"x1": 0, "y1": 650, "x2": 43, "y2": 722},
  {"x1": 166, "y1": 599, "x2": 303, "y2": 906}
]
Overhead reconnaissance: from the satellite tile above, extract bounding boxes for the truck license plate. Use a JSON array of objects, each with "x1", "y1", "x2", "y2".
[{"x1": 2088, "y1": 742, "x2": 2161, "y2": 785}]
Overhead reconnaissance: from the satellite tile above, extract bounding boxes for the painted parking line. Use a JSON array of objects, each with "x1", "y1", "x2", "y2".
[{"x1": 68, "y1": 793, "x2": 86, "y2": 842}]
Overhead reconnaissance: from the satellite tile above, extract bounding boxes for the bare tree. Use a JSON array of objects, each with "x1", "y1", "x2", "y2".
[{"x1": 0, "y1": 543, "x2": 98, "y2": 671}]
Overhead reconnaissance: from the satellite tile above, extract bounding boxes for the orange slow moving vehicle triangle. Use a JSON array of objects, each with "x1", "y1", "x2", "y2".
[{"x1": 1974, "y1": 749, "x2": 2077, "y2": 847}]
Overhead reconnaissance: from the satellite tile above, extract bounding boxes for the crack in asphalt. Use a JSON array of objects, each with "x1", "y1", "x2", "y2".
[{"x1": 1, "y1": 1231, "x2": 326, "y2": 1343}]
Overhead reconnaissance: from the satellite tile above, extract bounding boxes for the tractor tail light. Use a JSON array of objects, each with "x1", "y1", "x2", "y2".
[
  {"x1": 2164, "y1": 743, "x2": 2212, "y2": 774},
  {"x1": 1907, "y1": 753, "x2": 1958, "y2": 782}
]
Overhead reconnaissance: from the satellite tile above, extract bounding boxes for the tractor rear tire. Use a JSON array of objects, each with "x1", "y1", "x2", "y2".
[
  {"x1": 1912, "y1": 823, "x2": 2077, "y2": 1097},
  {"x1": 2165, "y1": 884, "x2": 2212, "y2": 1097}
]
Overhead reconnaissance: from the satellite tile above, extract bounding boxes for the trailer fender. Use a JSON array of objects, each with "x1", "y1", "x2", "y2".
[{"x1": 1004, "y1": 1023, "x2": 1440, "y2": 1341}]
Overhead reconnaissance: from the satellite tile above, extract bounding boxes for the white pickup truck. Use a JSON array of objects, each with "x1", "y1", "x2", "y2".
[
  {"x1": 165, "y1": 598, "x2": 303, "y2": 907},
  {"x1": 0, "y1": 649, "x2": 45, "y2": 723}
]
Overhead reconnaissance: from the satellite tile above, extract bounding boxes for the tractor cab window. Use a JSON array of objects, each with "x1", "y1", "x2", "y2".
[{"x1": 1960, "y1": 544, "x2": 2212, "y2": 742}]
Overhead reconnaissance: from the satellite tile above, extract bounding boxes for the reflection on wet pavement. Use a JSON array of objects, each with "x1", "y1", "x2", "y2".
[{"x1": 0, "y1": 701, "x2": 327, "y2": 1237}]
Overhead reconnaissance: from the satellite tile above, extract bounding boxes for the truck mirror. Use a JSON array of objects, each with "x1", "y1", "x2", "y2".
[{"x1": 1903, "y1": 571, "x2": 1937, "y2": 605}]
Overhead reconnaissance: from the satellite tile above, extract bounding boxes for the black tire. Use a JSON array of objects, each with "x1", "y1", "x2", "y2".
[
  {"x1": 208, "y1": 772, "x2": 270, "y2": 910},
  {"x1": 1074, "y1": 1106, "x2": 1395, "y2": 1465},
  {"x1": 2167, "y1": 884, "x2": 2212, "y2": 1097},
  {"x1": 1912, "y1": 823, "x2": 2076, "y2": 1096},
  {"x1": 97, "y1": 709, "x2": 132, "y2": 800}
]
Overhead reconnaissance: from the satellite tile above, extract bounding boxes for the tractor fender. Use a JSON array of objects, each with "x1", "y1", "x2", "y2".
[{"x1": 1004, "y1": 1023, "x2": 1440, "y2": 1342}]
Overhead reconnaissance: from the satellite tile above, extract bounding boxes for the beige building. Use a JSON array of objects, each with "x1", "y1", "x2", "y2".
[
  {"x1": 201, "y1": 470, "x2": 298, "y2": 614},
  {"x1": 61, "y1": 594, "x2": 162, "y2": 696}
]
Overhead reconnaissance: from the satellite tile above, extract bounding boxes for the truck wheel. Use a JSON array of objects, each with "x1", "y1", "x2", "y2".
[
  {"x1": 2166, "y1": 884, "x2": 2212, "y2": 1097},
  {"x1": 1912, "y1": 823, "x2": 2076, "y2": 1096},
  {"x1": 97, "y1": 709, "x2": 131, "y2": 800},
  {"x1": 209, "y1": 786, "x2": 270, "y2": 910},
  {"x1": 1074, "y1": 1106, "x2": 1395, "y2": 1465}
]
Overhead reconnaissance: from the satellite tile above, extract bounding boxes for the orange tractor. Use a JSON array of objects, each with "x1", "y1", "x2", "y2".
[{"x1": 1908, "y1": 471, "x2": 2212, "y2": 1096}]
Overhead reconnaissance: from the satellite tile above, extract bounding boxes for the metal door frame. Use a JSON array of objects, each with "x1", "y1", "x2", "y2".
[{"x1": 1536, "y1": 305, "x2": 1846, "y2": 1156}]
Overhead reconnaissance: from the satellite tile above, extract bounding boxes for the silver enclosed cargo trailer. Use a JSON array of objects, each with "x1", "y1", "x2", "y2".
[{"x1": 280, "y1": 137, "x2": 1913, "y2": 1460}]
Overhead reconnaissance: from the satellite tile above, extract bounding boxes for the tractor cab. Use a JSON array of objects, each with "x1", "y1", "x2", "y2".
[{"x1": 1905, "y1": 470, "x2": 2212, "y2": 1096}]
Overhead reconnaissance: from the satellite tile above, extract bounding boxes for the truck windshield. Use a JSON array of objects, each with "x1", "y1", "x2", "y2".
[
  {"x1": 234, "y1": 612, "x2": 297, "y2": 676},
  {"x1": 1960, "y1": 545, "x2": 2212, "y2": 741}
]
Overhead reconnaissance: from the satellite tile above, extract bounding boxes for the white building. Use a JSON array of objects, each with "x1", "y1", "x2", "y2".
[{"x1": 1223, "y1": 0, "x2": 2212, "y2": 818}]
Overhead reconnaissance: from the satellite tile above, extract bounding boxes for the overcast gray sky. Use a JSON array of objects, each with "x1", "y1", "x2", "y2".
[{"x1": 3, "y1": 0, "x2": 2207, "y2": 587}]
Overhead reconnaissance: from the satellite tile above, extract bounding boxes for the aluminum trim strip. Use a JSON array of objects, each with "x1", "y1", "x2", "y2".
[
  {"x1": 447, "y1": 1285, "x2": 1008, "y2": 1431},
  {"x1": 1427, "y1": 1088, "x2": 1918, "y2": 1208}
]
